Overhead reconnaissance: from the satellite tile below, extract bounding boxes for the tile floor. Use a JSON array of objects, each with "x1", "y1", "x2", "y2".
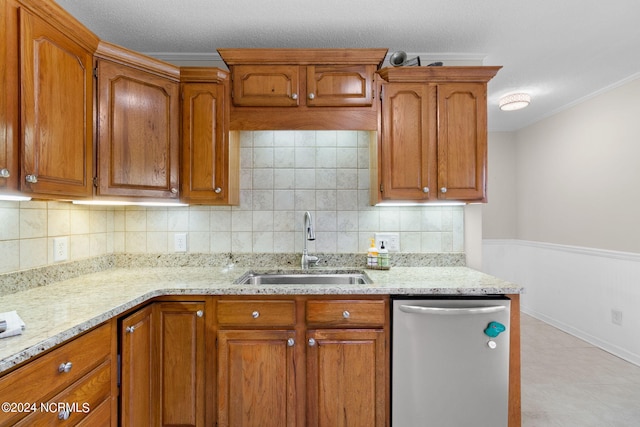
[{"x1": 521, "y1": 314, "x2": 640, "y2": 426}]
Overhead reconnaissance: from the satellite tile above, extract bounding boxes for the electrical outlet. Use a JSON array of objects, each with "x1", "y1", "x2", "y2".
[
  {"x1": 174, "y1": 233, "x2": 187, "y2": 252},
  {"x1": 53, "y1": 237, "x2": 68, "y2": 262},
  {"x1": 611, "y1": 309, "x2": 623, "y2": 326},
  {"x1": 374, "y1": 233, "x2": 400, "y2": 252}
]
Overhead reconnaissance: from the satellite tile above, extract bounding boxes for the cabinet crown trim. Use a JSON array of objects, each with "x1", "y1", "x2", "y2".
[
  {"x1": 377, "y1": 66, "x2": 502, "y2": 83},
  {"x1": 218, "y1": 48, "x2": 388, "y2": 67},
  {"x1": 95, "y1": 40, "x2": 180, "y2": 81}
]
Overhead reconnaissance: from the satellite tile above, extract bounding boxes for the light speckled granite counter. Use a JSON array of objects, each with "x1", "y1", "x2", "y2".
[{"x1": 0, "y1": 255, "x2": 521, "y2": 374}]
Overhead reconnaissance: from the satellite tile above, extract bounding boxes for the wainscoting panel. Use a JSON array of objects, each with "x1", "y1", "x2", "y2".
[{"x1": 483, "y1": 239, "x2": 640, "y2": 367}]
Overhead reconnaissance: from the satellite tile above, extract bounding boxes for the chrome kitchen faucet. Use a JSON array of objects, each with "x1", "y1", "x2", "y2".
[{"x1": 301, "y1": 211, "x2": 319, "y2": 269}]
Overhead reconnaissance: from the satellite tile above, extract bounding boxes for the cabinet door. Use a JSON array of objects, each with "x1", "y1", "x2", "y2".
[
  {"x1": 231, "y1": 65, "x2": 300, "y2": 107},
  {"x1": 306, "y1": 329, "x2": 387, "y2": 427},
  {"x1": 156, "y1": 301, "x2": 206, "y2": 427},
  {"x1": 437, "y1": 83, "x2": 488, "y2": 201},
  {"x1": 19, "y1": 8, "x2": 93, "y2": 198},
  {"x1": 96, "y1": 59, "x2": 180, "y2": 199},
  {"x1": 379, "y1": 83, "x2": 437, "y2": 201},
  {"x1": 120, "y1": 305, "x2": 155, "y2": 427},
  {"x1": 182, "y1": 82, "x2": 236, "y2": 204},
  {"x1": 217, "y1": 330, "x2": 299, "y2": 427},
  {"x1": 306, "y1": 65, "x2": 375, "y2": 107},
  {"x1": 0, "y1": 0, "x2": 19, "y2": 195}
]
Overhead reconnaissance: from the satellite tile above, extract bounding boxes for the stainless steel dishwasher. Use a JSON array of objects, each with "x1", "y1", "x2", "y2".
[{"x1": 392, "y1": 297, "x2": 510, "y2": 426}]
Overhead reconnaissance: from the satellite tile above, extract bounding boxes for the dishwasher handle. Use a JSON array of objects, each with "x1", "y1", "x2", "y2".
[{"x1": 398, "y1": 304, "x2": 507, "y2": 316}]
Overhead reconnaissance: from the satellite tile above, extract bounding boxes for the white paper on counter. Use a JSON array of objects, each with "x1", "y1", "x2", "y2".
[{"x1": 0, "y1": 311, "x2": 26, "y2": 339}]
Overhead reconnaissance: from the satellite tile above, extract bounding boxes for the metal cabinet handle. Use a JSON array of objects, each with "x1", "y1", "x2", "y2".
[
  {"x1": 342, "y1": 310, "x2": 350, "y2": 319},
  {"x1": 399, "y1": 304, "x2": 507, "y2": 315},
  {"x1": 170, "y1": 187, "x2": 178, "y2": 194},
  {"x1": 58, "y1": 362, "x2": 73, "y2": 373},
  {"x1": 291, "y1": 93, "x2": 298, "y2": 100},
  {"x1": 308, "y1": 93, "x2": 315, "y2": 100},
  {"x1": 440, "y1": 187, "x2": 447, "y2": 193},
  {"x1": 308, "y1": 338, "x2": 316, "y2": 346},
  {"x1": 58, "y1": 409, "x2": 70, "y2": 420},
  {"x1": 252, "y1": 311, "x2": 260, "y2": 319},
  {"x1": 214, "y1": 187, "x2": 222, "y2": 194},
  {"x1": 422, "y1": 187, "x2": 429, "y2": 193},
  {"x1": 0, "y1": 168, "x2": 9, "y2": 178},
  {"x1": 125, "y1": 326, "x2": 135, "y2": 333},
  {"x1": 287, "y1": 338, "x2": 295, "y2": 347},
  {"x1": 25, "y1": 174, "x2": 38, "y2": 184},
  {"x1": 196, "y1": 310, "x2": 203, "y2": 318}
]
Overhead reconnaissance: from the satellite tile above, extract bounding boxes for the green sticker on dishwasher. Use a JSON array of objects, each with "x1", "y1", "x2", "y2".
[{"x1": 484, "y1": 321, "x2": 506, "y2": 337}]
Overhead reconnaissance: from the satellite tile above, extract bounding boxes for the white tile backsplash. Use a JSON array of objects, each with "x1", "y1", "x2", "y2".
[{"x1": 0, "y1": 130, "x2": 464, "y2": 273}]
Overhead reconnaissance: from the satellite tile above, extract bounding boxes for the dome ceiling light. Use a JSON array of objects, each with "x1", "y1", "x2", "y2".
[{"x1": 499, "y1": 93, "x2": 531, "y2": 111}]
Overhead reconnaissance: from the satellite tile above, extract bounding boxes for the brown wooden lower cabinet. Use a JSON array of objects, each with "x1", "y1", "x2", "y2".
[
  {"x1": 119, "y1": 301, "x2": 206, "y2": 427},
  {"x1": 116, "y1": 294, "x2": 521, "y2": 427},
  {"x1": 217, "y1": 330, "x2": 299, "y2": 427},
  {"x1": 306, "y1": 329, "x2": 387, "y2": 427},
  {"x1": 0, "y1": 322, "x2": 115, "y2": 426}
]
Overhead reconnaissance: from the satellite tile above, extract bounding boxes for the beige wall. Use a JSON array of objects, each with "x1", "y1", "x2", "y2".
[
  {"x1": 484, "y1": 75, "x2": 640, "y2": 253},
  {"x1": 483, "y1": 131, "x2": 518, "y2": 239}
]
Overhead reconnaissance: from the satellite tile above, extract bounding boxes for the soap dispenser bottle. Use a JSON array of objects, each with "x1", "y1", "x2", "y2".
[
  {"x1": 378, "y1": 241, "x2": 390, "y2": 268},
  {"x1": 367, "y1": 238, "x2": 378, "y2": 267}
]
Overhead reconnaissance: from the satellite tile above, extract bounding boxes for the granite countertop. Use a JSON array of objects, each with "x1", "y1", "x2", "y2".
[{"x1": 0, "y1": 260, "x2": 521, "y2": 374}]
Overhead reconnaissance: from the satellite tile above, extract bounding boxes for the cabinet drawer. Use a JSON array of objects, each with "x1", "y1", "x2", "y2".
[
  {"x1": 14, "y1": 360, "x2": 112, "y2": 426},
  {"x1": 217, "y1": 300, "x2": 296, "y2": 327},
  {"x1": 306, "y1": 299, "x2": 386, "y2": 327},
  {"x1": 0, "y1": 323, "x2": 111, "y2": 425}
]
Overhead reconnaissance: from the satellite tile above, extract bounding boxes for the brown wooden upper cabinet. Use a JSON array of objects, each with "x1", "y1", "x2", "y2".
[
  {"x1": 95, "y1": 41, "x2": 181, "y2": 201},
  {"x1": 226, "y1": 63, "x2": 377, "y2": 108},
  {"x1": 372, "y1": 66, "x2": 501, "y2": 204},
  {"x1": 217, "y1": 49, "x2": 387, "y2": 130},
  {"x1": 180, "y1": 68, "x2": 239, "y2": 205},
  {"x1": 11, "y1": 2, "x2": 98, "y2": 199}
]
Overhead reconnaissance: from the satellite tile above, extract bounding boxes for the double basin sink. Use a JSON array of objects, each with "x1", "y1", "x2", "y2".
[{"x1": 235, "y1": 270, "x2": 372, "y2": 286}]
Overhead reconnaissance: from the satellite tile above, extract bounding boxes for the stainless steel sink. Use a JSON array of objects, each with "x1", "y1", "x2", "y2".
[{"x1": 235, "y1": 271, "x2": 372, "y2": 285}]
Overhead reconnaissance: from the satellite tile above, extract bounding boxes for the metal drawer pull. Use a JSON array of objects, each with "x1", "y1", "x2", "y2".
[
  {"x1": 399, "y1": 305, "x2": 507, "y2": 316},
  {"x1": 0, "y1": 168, "x2": 9, "y2": 178},
  {"x1": 342, "y1": 310, "x2": 350, "y2": 319},
  {"x1": 58, "y1": 409, "x2": 70, "y2": 420},
  {"x1": 58, "y1": 362, "x2": 73, "y2": 373},
  {"x1": 25, "y1": 174, "x2": 38, "y2": 184},
  {"x1": 126, "y1": 326, "x2": 135, "y2": 333},
  {"x1": 252, "y1": 311, "x2": 260, "y2": 319},
  {"x1": 287, "y1": 338, "x2": 295, "y2": 347},
  {"x1": 196, "y1": 310, "x2": 203, "y2": 318},
  {"x1": 308, "y1": 338, "x2": 316, "y2": 346}
]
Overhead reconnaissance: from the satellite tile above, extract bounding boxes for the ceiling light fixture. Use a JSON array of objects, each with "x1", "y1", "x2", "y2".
[{"x1": 499, "y1": 93, "x2": 531, "y2": 111}]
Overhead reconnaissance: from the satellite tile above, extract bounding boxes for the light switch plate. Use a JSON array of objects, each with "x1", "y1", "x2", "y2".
[
  {"x1": 174, "y1": 233, "x2": 187, "y2": 252},
  {"x1": 374, "y1": 233, "x2": 400, "y2": 252},
  {"x1": 53, "y1": 237, "x2": 69, "y2": 262}
]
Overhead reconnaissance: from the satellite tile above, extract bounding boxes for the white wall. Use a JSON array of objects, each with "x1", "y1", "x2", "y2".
[{"x1": 483, "y1": 76, "x2": 640, "y2": 366}]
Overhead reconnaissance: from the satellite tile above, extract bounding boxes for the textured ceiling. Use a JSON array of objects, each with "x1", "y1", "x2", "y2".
[{"x1": 55, "y1": 0, "x2": 640, "y2": 131}]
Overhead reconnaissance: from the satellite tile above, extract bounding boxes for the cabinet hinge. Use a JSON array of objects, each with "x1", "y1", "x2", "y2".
[
  {"x1": 93, "y1": 176, "x2": 98, "y2": 188},
  {"x1": 380, "y1": 184, "x2": 384, "y2": 193},
  {"x1": 93, "y1": 66, "x2": 98, "y2": 79}
]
